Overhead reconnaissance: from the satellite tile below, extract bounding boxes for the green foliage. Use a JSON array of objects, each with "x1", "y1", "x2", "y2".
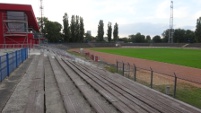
[
  {"x1": 145, "y1": 35, "x2": 151, "y2": 43},
  {"x1": 104, "y1": 66, "x2": 117, "y2": 73},
  {"x1": 195, "y1": 17, "x2": 201, "y2": 42},
  {"x1": 85, "y1": 32, "x2": 93, "y2": 42},
  {"x1": 175, "y1": 83, "x2": 201, "y2": 109},
  {"x1": 63, "y1": 13, "x2": 70, "y2": 42},
  {"x1": 152, "y1": 35, "x2": 162, "y2": 43},
  {"x1": 42, "y1": 18, "x2": 62, "y2": 43},
  {"x1": 113, "y1": 23, "x2": 119, "y2": 41},
  {"x1": 69, "y1": 15, "x2": 85, "y2": 43},
  {"x1": 173, "y1": 29, "x2": 196, "y2": 43},
  {"x1": 70, "y1": 15, "x2": 76, "y2": 42},
  {"x1": 129, "y1": 33, "x2": 146, "y2": 43},
  {"x1": 153, "y1": 83, "x2": 201, "y2": 109},
  {"x1": 107, "y1": 22, "x2": 112, "y2": 42},
  {"x1": 92, "y1": 48, "x2": 201, "y2": 69},
  {"x1": 162, "y1": 29, "x2": 196, "y2": 43},
  {"x1": 174, "y1": 29, "x2": 186, "y2": 43},
  {"x1": 79, "y1": 17, "x2": 85, "y2": 42},
  {"x1": 162, "y1": 29, "x2": 169, "y2": 43},
  {"x1": 97, "y1": 20, "x2": 104, "y2": 42},
  {"x1": 119, "y1": 37, "x2": 131, "y2": 43},
  {"x1": 75, "y1": 15, "x2": 80, "y2": 42}
]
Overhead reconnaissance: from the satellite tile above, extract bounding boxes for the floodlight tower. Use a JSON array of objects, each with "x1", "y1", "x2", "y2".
[
  {"x1": 169, "y1": 0, "x2": 174, "y2": 43},
  {"x1": 40, "y1": 0, "x2": 44, "y2": 32}
]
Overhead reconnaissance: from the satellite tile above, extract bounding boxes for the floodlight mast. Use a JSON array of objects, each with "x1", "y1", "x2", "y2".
[
  {"x1": 40, "y1": 0, "x2": 44, "y2": 32},
  {"x1": 169, "y1": 0, "x2": 174, "y2": 43}
]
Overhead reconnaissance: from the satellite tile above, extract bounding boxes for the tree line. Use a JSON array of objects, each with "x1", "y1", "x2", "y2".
[
  {"x1": 38, "y1": 14, "x2": 201, "y2": 43},
  {"x1": 38, "y1": 13, "x2": 85, "y2": 43},
  {"x1": 96, "y1": 20, "x2": 119, "y2": 42},
  {"x1": 123, "y1": 17, "x2": 201, "y2": 43},
  {"x1": 38, "y1": 13, "x2": 119, "y2": 43}
]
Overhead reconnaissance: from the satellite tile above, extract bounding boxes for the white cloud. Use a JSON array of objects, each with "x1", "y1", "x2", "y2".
[
  {"x1": 174, "y1": 7, "x2": 189, "y2": 18},
  {"x1": 155, "y1": 0, "x2": 169, "y2": 19},
  {"x1": 1, "y1": 0, "x2": 201, "y2": 37},
  {"x1": 193, "y1": 11, "x2": 201, "y2": 20}
]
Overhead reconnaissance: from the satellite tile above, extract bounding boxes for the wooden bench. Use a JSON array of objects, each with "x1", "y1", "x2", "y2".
[
  {"x1": 79, "y1": 61, "x2": 201, "y2": 113},
  {"x1": 66, "y1": 59, "x2": 159, "y2": 113},
  {"x1": 62, "y1": 59, "x2": 136, "y2": 113},
  {"x1": 57, "y1": 57, "x2": 122, "y2": 113}
]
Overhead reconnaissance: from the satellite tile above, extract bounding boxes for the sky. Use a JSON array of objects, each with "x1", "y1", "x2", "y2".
[{"x1": 1, "y1": 0, "x2": 201, "y2": 38}]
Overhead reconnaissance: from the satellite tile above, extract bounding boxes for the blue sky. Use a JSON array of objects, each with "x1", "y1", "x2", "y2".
[{"x1": 1, "y1": 0, "x2": 201, "y2": 37}]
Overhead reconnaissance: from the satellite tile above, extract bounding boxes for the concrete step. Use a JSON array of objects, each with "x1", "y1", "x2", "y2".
[
  {"x1": 0, "y1": 55, "x2": 34, "y2": 112},
  {"x1": 2, "y1": 55, "x2": 43, "y2": 113},
  {"x1": 49, "y1": 56, "x2": 96, "y2": 113},
  {"x1": 44, "y1": 56, "x2": 66, "y2": 113}
]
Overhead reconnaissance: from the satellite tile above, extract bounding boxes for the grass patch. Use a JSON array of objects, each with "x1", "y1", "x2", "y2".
[
  {"x1": 153, "y1": 83, "x2": 201, "y2": 109},
  {"x1": 92, "y1": 48, "x2": 201, "y2": 69},
  {"x1": 176, "y1": 83, "x2": 201, "y2": 109},
  {"x1": 104, "y1": 66, "x2": 117, "y2": 73}
]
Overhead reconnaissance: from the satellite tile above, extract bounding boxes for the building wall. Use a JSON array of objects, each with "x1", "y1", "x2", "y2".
[
  {"x1": 0, "y1": 10, "x2": 39, "y2": 46},
  {"x1": 0, "y1": 11, "x2": 3, "y2": 44}
]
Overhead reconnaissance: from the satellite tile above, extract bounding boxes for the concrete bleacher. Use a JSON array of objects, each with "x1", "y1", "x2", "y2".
[
  {"x1": 0, "y1": 48, "x2": 201, "y2": 113},
  {"x1": 46, "y1": 43, "x2": 201, "y2": 50},
  {"x1": 186, "y1": 43, "x2": 201, "y2": 48}
]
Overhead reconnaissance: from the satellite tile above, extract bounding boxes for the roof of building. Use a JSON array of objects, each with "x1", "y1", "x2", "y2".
[{"x1": 0, "y1": 3, "x2": 39, "y2": 32}]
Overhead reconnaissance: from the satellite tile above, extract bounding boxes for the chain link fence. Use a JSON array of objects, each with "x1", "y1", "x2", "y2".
[{"x1": 116, "y1": 60, "x2": 201, "y2": 109}]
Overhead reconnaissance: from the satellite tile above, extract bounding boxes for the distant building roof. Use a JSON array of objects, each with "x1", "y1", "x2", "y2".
[{"x1": 0, "y1": 3, "x2": 39, "y2": 31}]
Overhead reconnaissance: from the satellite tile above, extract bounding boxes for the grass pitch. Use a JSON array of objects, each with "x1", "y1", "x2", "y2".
[{"x1": 92, "y1": 48, "x2": 201, "y2": 69}]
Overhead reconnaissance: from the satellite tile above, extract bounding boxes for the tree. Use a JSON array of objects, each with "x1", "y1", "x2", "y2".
[
  {"x1": 129, "y1": 33, "x2": 145, "y2": 43},
  {"x1": 195, "y1": 17, "x2": 201, "y2": 42},
  {"x1": 185, "y1": 30, "x2": 195, "y2": 43},
  {"x1": 85, "y1": 32, "x2": 93, "y2": 42},
  {"x1": 145, "y1": 35, "x2": 151, "y2": 43},
  {"x1": 97, "y1": 20, "x2": 104, "y2": 42},
  {"x1": 44, "y1": 19, "x2": 62, "y2": 43},
  {"x1": 173, "y1": 29, "x2": 186, "y2": 43},
  {"x1": 113, "y1": 23, "x2": 119, "y2": 41},
  {"x1": 107, "y1": 22, "x2": 112, "y2": 42},
  {"x1": 162, "y1": 29, "x2": 169, "y2": 43},
  {"x1": 74, "y1": 15, "x2": 80, "y2": 42},
  {"x1": 119, "y1": 37, "x2": 130, "y2": 43},
  {"x1": 152, "y1": 35, "x2": 162, "y2": 43},
  {"x1": 70, "y1": 15, "x2": 76, "y2": 42},
  {"x1": 37, "y1": 17, "x2": 48, "y2": 35},
  {"x1": 79, "y1": 17, "x2": 85, "y2": 42},
  {"x1": 63, "y1": 13, "x2": 70, "y2": 42}
]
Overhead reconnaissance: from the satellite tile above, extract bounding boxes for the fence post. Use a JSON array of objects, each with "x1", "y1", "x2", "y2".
[
  {"x1": 133, "y1": 64, "x2": 136, "y2": 81},
  {"x1": 128, "y1": 63, "x2": 130, "y2": 78},
  {"x1": 15, "y1": 51, "x2": 18, "y2": 68},
  {"x1": 173, "y1": 73, "x2": 177, "y2": 98},
  {"x1": 6, "y1": 53, "x2": 9, "y2": 76},
  {"x1": 21, "y1": 49, "x2": 24, "y2": 62},
  {"x1": 122, "y1": 61, "x2": 125, "y2": 76},
  {"x1": 26, "y1": 48, "x2": 28, "y2": 59},
  {"x1": 116, "y1": 60, "x2": 118, "y2": 72},
  {"x1": 150, "y1": 67, "x2": 153, "y2": 88},
  {"x1": 25, "y1": 48, "x2": 27, "y2": 59}
]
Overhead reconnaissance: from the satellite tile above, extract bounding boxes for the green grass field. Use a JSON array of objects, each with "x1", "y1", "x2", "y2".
[{"x1": 92, "y1": 48, "x2": 201, "y2": 69}]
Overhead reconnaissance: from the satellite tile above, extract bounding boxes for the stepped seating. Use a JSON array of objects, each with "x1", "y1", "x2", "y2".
[{"x1": 1, "y1": 50, "x2": 201, "y2": 113}]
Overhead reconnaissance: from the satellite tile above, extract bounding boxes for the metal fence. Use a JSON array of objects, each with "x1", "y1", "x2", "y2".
[
  {"x1": 116, "y1": 60, "x2": 201, "y2": 98},
  {"x1": 0, "y1": 48, "x2": 28, "y2": 82},
  {"x1": 0, "y1": 44, "x2": 35, "y2": 49}
]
